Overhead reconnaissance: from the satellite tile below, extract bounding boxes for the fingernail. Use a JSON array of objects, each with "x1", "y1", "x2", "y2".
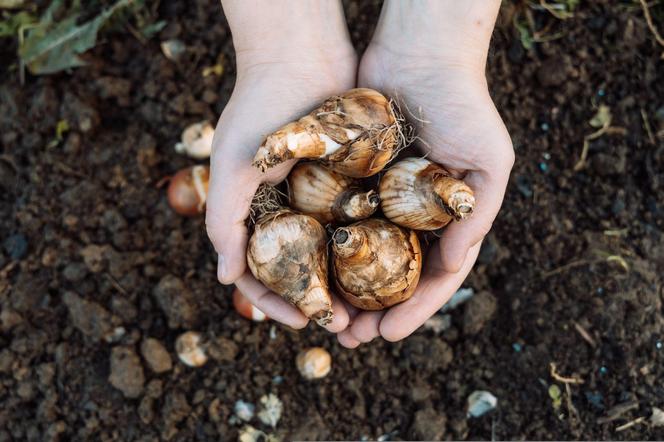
[{"x1": 217, "y1": 254, "x2": 227, "y2": 282}]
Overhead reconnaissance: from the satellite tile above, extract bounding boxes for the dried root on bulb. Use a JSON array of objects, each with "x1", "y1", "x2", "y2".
[
  {"x1": 287, "y1": 162, "x2": 379, "y2": 225},
  {"x1": 247, "y1": 187, "x2": 333, "y2": 325},
  {"x1": 331, "y1": 218, "x2": 421, "y2": 310},
  {"x1": 253, "y1": 88, "x2": 407, "y2": 177},
  {"x1": 379, "y1": 158, "x2": 475, "y2": 230}
]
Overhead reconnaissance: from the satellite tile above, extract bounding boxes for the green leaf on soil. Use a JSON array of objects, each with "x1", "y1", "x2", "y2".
[
  {"x1": 18, "y1": 0, "x2": 131, "y2": 75},
  {"x1": 548, "y1": 384, "x2": 562, "y2": 410},
  {"x1": 140, "y1": 19, "x2": 166, "y2": 38},
  {"x1": 0, "y1": 10, "x2": 35, "y2": 37}
]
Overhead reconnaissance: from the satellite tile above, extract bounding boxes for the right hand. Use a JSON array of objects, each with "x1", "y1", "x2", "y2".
[{"x1": 206, "y1": 45, "x2": 357, "y2": 331}]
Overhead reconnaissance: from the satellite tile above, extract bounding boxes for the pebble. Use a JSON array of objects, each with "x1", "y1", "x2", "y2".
[
  {"x1": 3, "y1": 233, "x2": 28, "y2": 260},
  {"x1": 463, "y1": 291, "x2": 498, "y2": 335},
  {"x1": 62, "y1": 292, "x2": 114, "y2": 342},
  {"x1": 140, "y1": 338, "x2": 172, "y2": 373},
  {"x1": 411, "y1": 408, "x2": 446, "y2": 440},
  {"x1": 62, "y1": 262, "x2": 88, "y2": 282},
  {"x1": 234, "y1": 400, "x2": 255, "y2": 422},
  {"x1": 109, "y1": 346, "x2": 145, "y2": 398},
  {"x1": 208, "y1": 336, "x2": 239, "y2": 362},
  {"x1": 467, "y1": 390, "x2": 498, "y2": 418},
  {"x1": 152, "y1": 275, "x2": 198, "y2": 329}
]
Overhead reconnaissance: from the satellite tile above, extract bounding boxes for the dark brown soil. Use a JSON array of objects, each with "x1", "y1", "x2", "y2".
[{"x1": 1, "y1": 0, "x2": 663, "y2": 440}]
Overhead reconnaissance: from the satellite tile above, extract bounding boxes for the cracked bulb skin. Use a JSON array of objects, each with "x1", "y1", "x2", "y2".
[
  {"x1": 167, "y1": 165, "x2": 210, "y2": 216},
  {"x1": 379, "y1": 157, "x2": 475, "y2": 230},
  {"x1": 331, "y1": 218, "x2": 422, "y2": 310},
  {"x1": 253, "y1": 88, "x2": 400, "y2": 177},
  {"x1": 287, "y1": 162, "x2": 380, "y2": 224},
  {"x1": 175, "y1": 331, "x2": 208, "y2": 367},
  {"x1": 232, "y1": 287, "x2": 267, "y2": 322},
  {"x1": 246, "y1": 209, "x2": 334, "y2": 326}
]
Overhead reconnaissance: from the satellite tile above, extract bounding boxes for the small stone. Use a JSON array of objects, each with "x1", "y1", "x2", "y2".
[
  {"x1": 651, "y1": 407, "x2": 664, "y2": 427},
  {"x1": 162, "y1": 390, "x2": 191, "y2": 425},
  {"x1": 152, "y1": 275, "x2": 198, "y2": 329},
  {"x1": 467, "y1": 390, "x2": 498, "y2": 418},
  {"x1": 161, "y1": 39, "x2": 186, "y2": 62},
  {"x1": 109, "y1": 346, "x2": 145, "y2": 399},
  {"x1": 3, "y1": 233, "x2": 28, "y2": 260},
  {"x1": 79, "y1": 245, "x2": 107, "y2": 273},
  {"x1": 62, "y1": 292, "x2": 114, "y2": 342},
  {"x1": 411, "y1": 408, "x2": 446, "y2": 440},
  {"x1": 62, "y1": 262, "x2": 88, "y2": 282},
  {"x1": 234, "y1": 400, "x2": 255, "y2": 422},
  {"x1": 208, "y1": 336, "x2": 239, "y2": 362},
  {"x1": 140, "y1": 338, "x2": 172, "y2": 373},
  {"x1": 463, "y1": 291, "x2": 497, "y2": 335},
  {"x1": 0, "y1": 308, "x2": 23, "y2": 331}
]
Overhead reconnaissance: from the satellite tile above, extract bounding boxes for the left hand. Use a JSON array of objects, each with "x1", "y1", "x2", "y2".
[{"x1": 336, "y1": 2, "x2": 514, "y2": 347}]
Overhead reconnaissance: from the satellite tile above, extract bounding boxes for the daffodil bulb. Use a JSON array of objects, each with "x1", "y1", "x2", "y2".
[
  {"x1": 379, "y1": 157, "x2": 475, "y2": 230},
  {"x1": 253, "y1": 88, "x2": 404, "y2": 177},
  {"x1": 287, "y1": 162, "x2": 379, "y2": 225},
  {"x1": 331, "y1": 218, "x2": 422, "y2": 310}
]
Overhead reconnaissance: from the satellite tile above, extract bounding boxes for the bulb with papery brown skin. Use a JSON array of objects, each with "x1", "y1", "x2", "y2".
[
  {"x1": 379, "y1": 158, "x2": 475, "y2": 230},
  {"x1": 253, "y1": 88, "x2": 402, "y2": 177},
  {"x1": 287, "y1": 162, "x2": 380, "y2": 225},
  {"x1": 246, "y1": 209, "x2": 333, "y2": 326},
  {"x1": 167, "y1": 165, "x2": 209, "y2": 216},
  {"x1": 296, "y1": 347, "x2": 331, "y2": 380},
  {"x1": 232, "y1": 287, "x2": 268, "y2": 322},
  {"x1": 331, "y1": 218, "x2": 422, "y2": 310}
]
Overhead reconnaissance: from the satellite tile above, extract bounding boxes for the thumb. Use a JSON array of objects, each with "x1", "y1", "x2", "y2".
[
  {"x1": 206, "y1": 149, "x2": 260, "y2": 285},
  {"x1": 439, "y1": 165, "x2": 511, "y2": 273}
]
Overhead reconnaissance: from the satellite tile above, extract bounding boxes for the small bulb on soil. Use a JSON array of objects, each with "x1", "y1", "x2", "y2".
[
  {"x1": 232, "y1": 287, "x2": 268, "y2": 322},
  {"x1": 175, "y1": 331, "x2": 208, "y2": 367},
  {"x1": 167, "y1": 165, "x2": 209, "y2": 216},
  {"x1": 287, "y1": 162, "x2": 379, "y2": 224},
  {"x1": 380, "y1": 157, "x2": 475, "y2": 230},
  {"x1": 175, "y1": 121, "x2": 214, "y2": 159},
  {"x1": 296, "y1": 347, "x2": 331, "y2": 380}
]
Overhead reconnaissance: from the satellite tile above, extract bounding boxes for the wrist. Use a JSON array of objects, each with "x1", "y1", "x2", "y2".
[
  {"x1": 371, "y1": 0, "x2": 501, "y2": 72},
  {"x1": 221, "y1": 0, "x2": 354, "y2": 73}
]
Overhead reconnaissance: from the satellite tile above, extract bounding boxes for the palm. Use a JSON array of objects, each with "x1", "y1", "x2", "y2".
[
  {"x1": 336, "y1": 45, "x2": 514, "y2": 347},
  {"x1": 207, "y1": 53, "x2": 357, "y2": 331}
]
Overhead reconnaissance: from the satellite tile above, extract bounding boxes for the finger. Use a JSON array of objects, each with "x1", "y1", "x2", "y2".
[
  {"x1": 337, "y1": 330, "x2": 361, "y2": 349},
  {"x1": 235, "y1": 271, "x2": 309, "y2": 329},
  {"x1": 323, "y1": 295, "x2": 350, "y2": 333},
  {"x1": 348, "y1": 310, "x2": 384, "y2": 343},
  {"x1": 379, "y1": 242, "x2": 481, "y2": 341},
  {"x1": 439, "y1": 165, "x2": 511, "y2": 273}
]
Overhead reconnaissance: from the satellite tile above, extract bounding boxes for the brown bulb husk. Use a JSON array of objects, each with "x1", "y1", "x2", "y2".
[
  {"x1": 331, "y1": 218, "x2": 421, "y2": 310},
  {"x1": 287, "y1": 162, "x2": 379, "y2": 225},
  {"x1": 247, "y1": 208, "x2": 333, "y2": 325},
  {"x1": 167, "y1": 165, "x2": 209, "y2": 216},
  {"x1": 379, "y1": 158, "x2": 475, "y2": 230},
  {"x1": 253, "y1": 88, "x2": 403, "y2": 177}
]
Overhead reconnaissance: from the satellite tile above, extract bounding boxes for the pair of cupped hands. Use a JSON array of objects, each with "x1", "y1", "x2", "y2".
[{"x1": 206, "y1": 1, "x2": 514, "y2": 348}]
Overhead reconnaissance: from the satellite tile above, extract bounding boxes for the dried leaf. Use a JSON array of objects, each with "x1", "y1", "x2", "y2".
[
  {"x1": 257, "y1": 394, "x2": 283, "y2": 428},
  {"x1": 0, "y1": 0, "x2": 26, "y2": 9},
  {"x1": 589, "y1": 105, "x2": 612, "y2": 128},
  {"x1": 19, "y1": 0, "x2": 130, "y2": 75}
]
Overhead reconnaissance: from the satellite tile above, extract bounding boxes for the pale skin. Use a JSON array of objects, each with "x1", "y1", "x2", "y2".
[{"x1": 207, "y1": 0, "x2": 514, "y2": 348}]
